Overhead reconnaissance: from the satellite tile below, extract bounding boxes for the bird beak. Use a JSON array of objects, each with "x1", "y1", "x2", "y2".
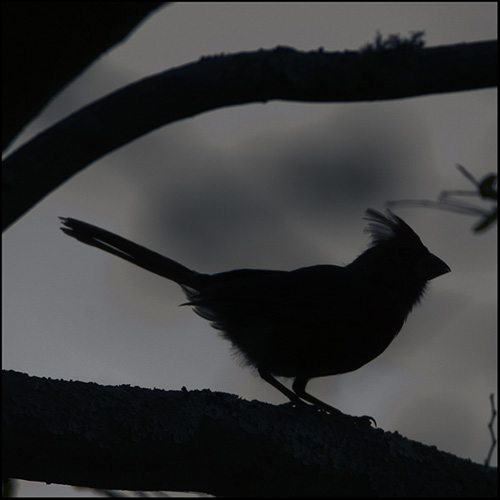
[{"x1": 419, "y1": 253, "x2": 451, "y2": 281}]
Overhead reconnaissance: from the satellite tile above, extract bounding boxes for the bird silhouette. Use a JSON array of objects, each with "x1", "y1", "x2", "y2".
[{"x1": 60, "y1": 209, "x2": 450, "y2": 423}]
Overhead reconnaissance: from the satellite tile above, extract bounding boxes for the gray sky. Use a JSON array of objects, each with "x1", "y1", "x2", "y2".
[{"x1": 3, "y1": 2, "x2": 497, "y2": 495}]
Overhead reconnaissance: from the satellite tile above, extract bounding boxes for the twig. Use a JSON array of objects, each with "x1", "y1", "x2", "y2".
[{"x1": 485, "y1": 393, "x2": 497, "y2": 467}]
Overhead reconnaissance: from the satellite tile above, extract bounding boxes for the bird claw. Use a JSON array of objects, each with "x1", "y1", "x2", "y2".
[
  {"x1": 353, "y1": 414, "x2": 377, "y2": 427},
  {"x1": 320, "y1": 407, "x2": 377, "y2": 427},
  {"x1": 279, "y1": 400, "x2": 376, "y2": 427}
]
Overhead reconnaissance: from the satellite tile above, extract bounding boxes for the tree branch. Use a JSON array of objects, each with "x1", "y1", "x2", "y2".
[
  {"x1": 2, "y1": 41, "x2": 497, "y2": 230},
  {"x1": 3, "y1": 370, "x2": 496, "y2": 496},
  {"x1": 2, "y1": 2, "x2": 165, "y2": 150}
]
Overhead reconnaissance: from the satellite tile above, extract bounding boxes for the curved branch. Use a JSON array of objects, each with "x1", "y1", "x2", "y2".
[
  {"x1": 2, "y1": 370, "x2": 497, "y2": 496},
  {"x1": 2, "y1": 2, "x2": 165, "y2": 150},
  {"x1": 3, "y1": 41, "x2": 497, "y2": 230}
]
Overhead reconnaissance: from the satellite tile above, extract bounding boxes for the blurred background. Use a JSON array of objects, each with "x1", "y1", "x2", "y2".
[{"x1": 3, "y1": 2, "x2": 497, "y2": 496}]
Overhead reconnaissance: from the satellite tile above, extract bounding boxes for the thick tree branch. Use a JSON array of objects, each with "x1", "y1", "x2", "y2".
[
  {"x1": 2, "y1": 2, "x2": 165, "y2": 150},
  {"x1": 2, "y1": 370, "x2": 496, "y2": 496},
  {"x1": 2, "y1": 41, "x2": 497, "y2": 230}
]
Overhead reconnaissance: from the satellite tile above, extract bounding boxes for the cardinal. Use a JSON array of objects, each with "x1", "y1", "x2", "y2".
[{"x1": 60, "y1": 209, "x2": 450, "y2": 422}]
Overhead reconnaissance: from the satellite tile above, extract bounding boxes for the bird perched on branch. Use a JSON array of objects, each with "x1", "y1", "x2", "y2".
[{"x1": 60, "y1": 209, "x2": 450, "y2": 423}]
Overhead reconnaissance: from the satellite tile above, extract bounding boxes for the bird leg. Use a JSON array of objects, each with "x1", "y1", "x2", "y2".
[
  {"x1": 293, "y1": 376, "x2": 377, "y2": 427},
  {"x1": 258, "y1": 368, "x2": 305, "y2": 407},
  {"x1": 258, "y1": 369, "x2": 375, "y2": 425},
  {"x1": 292, "y1": 377, "x2": 345, "y2": 416}
]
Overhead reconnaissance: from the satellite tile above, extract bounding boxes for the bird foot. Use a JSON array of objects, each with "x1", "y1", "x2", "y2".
[
  {"x1": 351, "y1": 414, "x2": 377, "y2": 427},
  {"x1": 316, "y1": 405, "x2": 377, "y2": 427},
  {"x1": 279, "y1": 400, "x2": 376, "y2": 427}
]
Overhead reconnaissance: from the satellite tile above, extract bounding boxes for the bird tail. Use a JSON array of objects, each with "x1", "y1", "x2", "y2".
[{"x1": 59, "y1": 218, "x2": 204, "y2": 289}]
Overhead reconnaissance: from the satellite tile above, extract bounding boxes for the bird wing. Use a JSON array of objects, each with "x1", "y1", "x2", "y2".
[{"x1": 184, "y1": 265, "x2": 353, "y2": 323}]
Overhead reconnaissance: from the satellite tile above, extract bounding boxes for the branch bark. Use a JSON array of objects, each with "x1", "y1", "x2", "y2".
[
  {"x1": 3, "y1": 370, "x2": 496, "y2": 496},
  {"x1": 2, "y1": 41, "x2": 497, "y2": 230}
]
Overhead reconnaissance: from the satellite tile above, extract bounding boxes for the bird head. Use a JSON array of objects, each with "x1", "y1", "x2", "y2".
[{"x1": 349, "y1": 209, "x2": 450, "y2": 306}]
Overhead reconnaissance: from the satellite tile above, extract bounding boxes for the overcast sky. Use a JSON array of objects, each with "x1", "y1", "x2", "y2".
[{"x1": 3, "y1": 2, "x2": 497, "y2": 496}]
